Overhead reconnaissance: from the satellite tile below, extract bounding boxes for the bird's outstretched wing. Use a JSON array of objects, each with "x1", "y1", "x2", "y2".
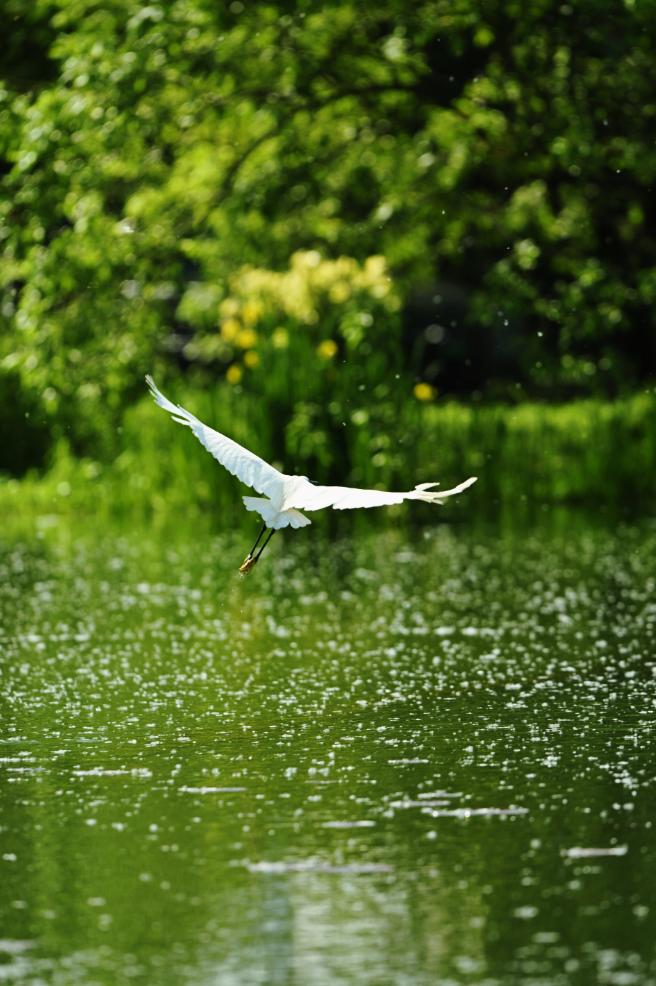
[
  {"x1": 146, "y1": 376, "x2": 283, "y2": 496},
  {"x1": 282, "y1": 476, "x2": 477, "y2": 512}
]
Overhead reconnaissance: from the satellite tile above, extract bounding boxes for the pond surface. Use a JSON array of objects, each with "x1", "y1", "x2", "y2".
[{"x1": 1, "y1": 513, "x2": 656, "y2": 985}]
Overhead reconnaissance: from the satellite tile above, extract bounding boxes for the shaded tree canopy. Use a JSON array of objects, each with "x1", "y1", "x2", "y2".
[{"x1": 1, "y1": 0, "x2": 655, "y2": 466}]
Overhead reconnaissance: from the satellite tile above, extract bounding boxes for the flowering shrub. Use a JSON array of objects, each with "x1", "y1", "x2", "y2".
[{"x1": 178, "y1": 251, "x2": 406, "y2": 482}]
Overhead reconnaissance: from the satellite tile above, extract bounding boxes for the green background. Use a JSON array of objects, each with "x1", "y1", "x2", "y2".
[{"x1": 1, "y1": 0, "x2": 655, "y2": 512}]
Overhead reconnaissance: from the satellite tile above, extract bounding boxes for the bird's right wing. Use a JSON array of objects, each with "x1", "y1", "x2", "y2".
[
  {"x1": 146, "y1": 376, "x2": 283, "y2": 496},
  {"x1": 282, "y1": 476, "x2": 477, "y2": 512}
]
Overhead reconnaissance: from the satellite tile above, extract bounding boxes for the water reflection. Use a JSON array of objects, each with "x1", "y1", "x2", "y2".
[{"x1": 1, "y1": 515, "x2": 655, "y2": 984}]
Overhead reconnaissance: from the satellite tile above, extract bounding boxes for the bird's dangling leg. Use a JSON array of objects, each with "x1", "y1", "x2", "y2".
[
  {"x1": 254, "y1": 528, "x2": 275, "y2": 562},
  {"x1": 248, "y1": 524, "x2": 267, "y2": 557},
  {"x1": 239, "y1": 524, "x2": 269, "y2": 575}
]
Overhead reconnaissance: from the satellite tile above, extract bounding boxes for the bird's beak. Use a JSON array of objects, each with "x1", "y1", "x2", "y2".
[{"x1": 239, "y1": 555, "x2": 257, "y2": 575}]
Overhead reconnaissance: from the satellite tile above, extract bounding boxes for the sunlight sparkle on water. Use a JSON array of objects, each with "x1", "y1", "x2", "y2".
[{"x1": 1, "y1": 517, "x2": 655, "y2": 985}]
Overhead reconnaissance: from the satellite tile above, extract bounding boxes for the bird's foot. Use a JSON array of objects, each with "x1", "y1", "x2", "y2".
[{"x1": 239, "y1": 554, "x2": 257, "y2": 575}]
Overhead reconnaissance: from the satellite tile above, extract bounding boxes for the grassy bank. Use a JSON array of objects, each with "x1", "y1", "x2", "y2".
[{"x1": 4, "y1": 390, "x2": 654, "y2": 524}]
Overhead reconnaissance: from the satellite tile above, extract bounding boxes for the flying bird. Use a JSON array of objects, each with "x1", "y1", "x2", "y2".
[{"x1": 146, "y1": 376, "x2": 477, "y2": 574}]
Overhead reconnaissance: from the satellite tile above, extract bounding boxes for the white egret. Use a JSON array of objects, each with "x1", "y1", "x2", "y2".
[{"x1": 146, "y1": 376, "x2": 477, "y2": 573}]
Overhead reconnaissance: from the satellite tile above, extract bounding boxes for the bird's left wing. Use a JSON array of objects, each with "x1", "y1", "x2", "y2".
[
  {"x1": 282, "y1": 476, "x2": 477, "y2": 512},
  {"x1": 146, "y1": 376, "x2": 283, "y2": 496}
]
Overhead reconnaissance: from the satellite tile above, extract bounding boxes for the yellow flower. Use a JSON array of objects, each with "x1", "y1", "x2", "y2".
[
  {"x1": 221, "y1": 317, "x2": 240, "y2": 342},
  {"x1": 226, "y1": 364, "x2": 242, "y2": 385},
  {"x1": 292, "y1": 249, "x2": 321, "y2": 269},
  {"x1": 329, "y1": 281, "x2": 351, "y2": 303},
  {"x1": 317, "y1": 339, "x2": 338, "y2": 360},
  {"x1": 244, "y1": 350, "x2": 259, "y2": 368},
  {"x1": 364, "y1": 255, "x2": 387, "y2": 279},
  {"x1": 219, "y1": 298, "x2": 240, "y2": 318},
  {"x1": 242, "y1": 299, "x2": 263, "y2": 325},
  {"x1": 271, "y1": 327, "x2": 289, "y2": 349},
  {"x1": 413, "y1": 382, "x2": 436, "y2": 401},
  {"x1": 236, "y1": 327, "x2": 258, "y2": 349}
]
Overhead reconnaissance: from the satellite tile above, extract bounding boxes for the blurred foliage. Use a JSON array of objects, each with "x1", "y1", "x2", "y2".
[
  {"x1": 3, "y1": 390, "x2": 654, "y2": 519},
  {"x1": 0, "y1": 370, "x2": 52, "y2": 474},
  {"x1": 1, "y1": 0, "x2": 655, "y2": 481}
]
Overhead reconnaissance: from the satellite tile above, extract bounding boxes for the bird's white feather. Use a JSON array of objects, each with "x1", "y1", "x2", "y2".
[
  {"x1": 243, "y1": 496, "x2": 311, "y2": 529},
  {"x1": 146, "y1": 376, "x2": 284, "y2": 497},
  {"x1": 147, "y1": 376, "x2": 477, "y2": 522},
  {"x1": 282, "y1": 475, "x2": 477, "y2": 512}
]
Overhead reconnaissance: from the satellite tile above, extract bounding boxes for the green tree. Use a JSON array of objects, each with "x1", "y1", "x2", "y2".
[{"x1": 1, "y1": 0, "x2": 655, "y2": 470}]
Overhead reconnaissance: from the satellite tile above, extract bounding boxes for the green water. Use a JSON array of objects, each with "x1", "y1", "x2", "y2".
[{"x1": 1, "y1": 515, "x2": 656, "y2": 985}]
